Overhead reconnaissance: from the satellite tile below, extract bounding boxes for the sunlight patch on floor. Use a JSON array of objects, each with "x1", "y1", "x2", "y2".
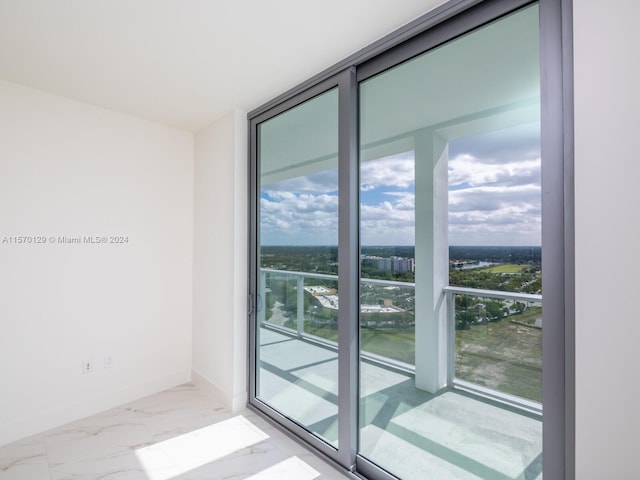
[
  {"x1": 135, "y1": 415, "x2": 269, "y2": 480},
  {"x1": 244, "y1": 456, "x2": 321, "y2": 480}
]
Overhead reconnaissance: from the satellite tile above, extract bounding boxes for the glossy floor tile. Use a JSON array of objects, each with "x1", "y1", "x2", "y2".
[{"x1": 0, "y1": 383, "x2": 349, "y2": 480}]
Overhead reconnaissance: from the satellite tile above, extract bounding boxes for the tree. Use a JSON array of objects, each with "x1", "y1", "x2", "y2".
[
  {"x1": 485, "y1": 301, "x2": 505, "y2": 320},
  {"x1": 456, "y1": 310, "x2": 475, "y2": 330}
]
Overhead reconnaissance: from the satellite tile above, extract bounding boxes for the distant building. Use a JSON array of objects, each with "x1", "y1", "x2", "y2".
[{"x1": 362, "y1": 255, "x2": 415, "y2": 274}]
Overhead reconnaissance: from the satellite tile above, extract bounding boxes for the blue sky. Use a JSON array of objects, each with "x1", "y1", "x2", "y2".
[{"x1": 260, "y1": 123, "x2": 541, "y2": 246}]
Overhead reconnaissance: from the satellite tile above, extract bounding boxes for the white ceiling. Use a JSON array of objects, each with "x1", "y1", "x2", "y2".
[{"x1": 0, "y1": 0, "x2": 445, "y2": 132}]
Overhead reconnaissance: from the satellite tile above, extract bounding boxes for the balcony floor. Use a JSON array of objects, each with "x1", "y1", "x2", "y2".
[{"x1": 258, "y1": 326, "x2": 542, "y2": 480}]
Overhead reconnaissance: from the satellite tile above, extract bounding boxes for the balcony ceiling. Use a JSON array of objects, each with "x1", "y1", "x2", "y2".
[
  {"x1": 0, "y1": 0, "x2": 445, "y2": 132},
  {"x1": 260, "y1": 4, "x2": 540, "y2": 184}
]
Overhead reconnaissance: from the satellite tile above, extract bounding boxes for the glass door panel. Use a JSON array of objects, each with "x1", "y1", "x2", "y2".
[
  {"x1": 358, "y1": 4, "x2": 542, "y2": 479},
  {"x1": 256, "y1": 88, "x2": 340, "y2": 447}
]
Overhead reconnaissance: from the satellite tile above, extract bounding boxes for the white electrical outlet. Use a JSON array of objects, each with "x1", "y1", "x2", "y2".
[
  {"x1": 82, "y1": 359, "x2": 93, "y2": 374},
  {"x1": 104, "y1": 355, "x2": 113, "y2": 369}
]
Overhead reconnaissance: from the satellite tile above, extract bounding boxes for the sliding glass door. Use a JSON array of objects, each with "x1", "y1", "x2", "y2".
[
  {"x1": 249, "y1": 1, "x2": 569, "y2": 479},
  {"x1": 358, "y1": 5, "x2": 542, "y2": 479},
  {"x1": 255, "y1": 86, "x2": 341, "y2": 447}
]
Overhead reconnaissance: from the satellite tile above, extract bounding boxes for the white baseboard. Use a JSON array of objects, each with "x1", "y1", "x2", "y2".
[
  {"x1": 191, "y1": 369, "x2": 247, "y2": 413},
  {"x1": 0, "y1": 370, "x2": 191, "y2": 447}
]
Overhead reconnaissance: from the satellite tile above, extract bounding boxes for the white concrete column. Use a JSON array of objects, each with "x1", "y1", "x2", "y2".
[{"x1": 414, "y1": 130, "x2": 449, "y2": 393}]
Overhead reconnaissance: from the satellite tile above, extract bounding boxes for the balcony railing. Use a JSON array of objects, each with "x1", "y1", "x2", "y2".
[
  {"x1": 258, "y1": 267, "x2": 542, "y2": 414},
  {"x1": 443, "y1": 285, "x2": 542, "y2": 414}
]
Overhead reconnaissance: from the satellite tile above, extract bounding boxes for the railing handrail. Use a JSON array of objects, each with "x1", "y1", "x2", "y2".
[
  {"x1": 443, "y1": 285, "x2": 542, "y2": 303},
  {"x1": 362, "y1": 277, "x2": 415, "y2": 288},
  {"x1": 261, "y1": 267, "x2": 338, "y2": 281},
  {"x1": 261, "y1": 267, "x2": 415, "y2": 287}
]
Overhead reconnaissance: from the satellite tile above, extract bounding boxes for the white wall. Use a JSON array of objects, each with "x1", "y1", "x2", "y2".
[
  {"x1": 0, "y1": 80, "x2": 194, "y2": 446},
  {"x1": 574, "y1": 1, "x2": 640, "y2": 478},
  {"x1": 192, "y1": 110, "x2": 248, "y2": 412}
]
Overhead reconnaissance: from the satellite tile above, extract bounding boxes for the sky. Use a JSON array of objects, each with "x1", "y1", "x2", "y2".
[{"x1": 260, "y1": 123, "x2": 541, "y2": 247}]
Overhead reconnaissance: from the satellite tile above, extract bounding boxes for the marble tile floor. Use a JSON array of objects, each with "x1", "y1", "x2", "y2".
[{"x1": 0, "y1": 383, "x2": 350, "y2": 480}]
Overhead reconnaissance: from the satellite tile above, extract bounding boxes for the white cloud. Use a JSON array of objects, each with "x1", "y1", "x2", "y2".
[
  {"x1": 448, "y1": 154, "x2": 541, "y2": 188},
  {"x1": 448, "y1": 185, "x2": 541, "y2": 212},
  {"x1": 448, "y1": 185, "x2": 541, "y2": 245},
  {"x1": 382, "y1": 191, "x2": 415, "y2": 211},
  {"x1": 260, "y1": 141, "x2": 542, "y2": 246},
  {"x1": 260, "y1": 192, "x2": 338, "y2": 245},
  {"x1": 360, "y1": 194, "x2": 415, "y2": 245},
  {"x1": 445, "y1": 150, "x2": 541, "y2": 245},
  {"x1": 361, "y1": 154, "x2": 414, "y2": 188}
]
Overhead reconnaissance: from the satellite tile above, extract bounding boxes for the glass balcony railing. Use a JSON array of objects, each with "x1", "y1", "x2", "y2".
[
  {"x1": 359, "y1": 277, "x2": 416, "y2": 368},
  {"x1": 258, "y1": 268, "x2": 542, "y2": 411},
  {"x1": 443, "y1": 286, "x2": 542, "y2": 410},
  {"x1": 259, "y1": 268, "x2": 340, "y2": 341}
]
